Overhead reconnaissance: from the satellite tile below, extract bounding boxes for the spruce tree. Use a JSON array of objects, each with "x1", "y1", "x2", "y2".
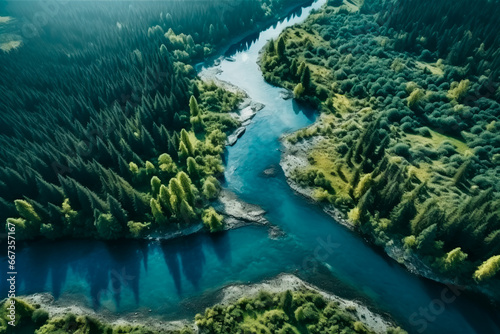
[
  {"x1": 150, "y1": 198, "x2": 166, "y2": 225},
  {"x1": 151, "y1": 176, "x2": 162, "y2": 197},
  {"x1": 277, "y1": 36, "x2": 286, "y2": 62},
  {"x1": 300, "y1": 66, "x2": 312, "y2": 92},
  {"x1": 178, "y1": 172, "x2": 196, "y2": 206}
]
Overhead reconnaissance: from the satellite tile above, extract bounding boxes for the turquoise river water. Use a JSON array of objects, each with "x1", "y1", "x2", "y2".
[{"x1": 2, "y1": 1, "x2": 500, "y2": 333}]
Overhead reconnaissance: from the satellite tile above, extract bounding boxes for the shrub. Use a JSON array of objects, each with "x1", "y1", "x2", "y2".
[{"x1": 393, "y1": 143, "x2": 412, "y2": 159}]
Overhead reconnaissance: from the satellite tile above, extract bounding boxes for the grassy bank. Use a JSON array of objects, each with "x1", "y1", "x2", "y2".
[{"x1": 260, "y1": 0, "x2": 500, "y2": 297}]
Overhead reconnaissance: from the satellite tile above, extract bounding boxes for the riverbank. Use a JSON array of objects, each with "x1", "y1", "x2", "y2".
[
  {"x1": 217, "y1": 274, "x2": 400, "y2": 333},
  {"x1": 19, "y1": 273, "x2": 401, "y2": 334},
  {"x1": 20, "y1": 293, "x2": 192, "y2": 333},
  {"x1": 279, "y1": 122, "x2": 500, "y2": 306}
]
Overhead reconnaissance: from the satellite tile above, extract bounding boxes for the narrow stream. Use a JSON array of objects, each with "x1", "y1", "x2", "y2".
[{"x1": 2, "y1": 1, "x2": 499, "y2": 333}]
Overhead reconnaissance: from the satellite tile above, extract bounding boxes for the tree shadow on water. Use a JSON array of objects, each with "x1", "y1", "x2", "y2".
[
  {"x1": 105, "y1": 240, "x2": 143, "y2": 308},
  {"x1": 208, "y1": 231, "x2": 232, "y2": 266},
  {"x1": 160, "y1": 239, "x2": 183, "y2": 296},
  {"x1": 178, "y1": 234, "x2": 206, "y2": 290}
]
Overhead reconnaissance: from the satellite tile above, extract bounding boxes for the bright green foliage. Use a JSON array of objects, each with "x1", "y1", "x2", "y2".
[
  {"x1": 0, "y1": 298, "x2": 35, "y2": 330},
  {"x1": 403, "y1": 235, "x2": 417, "y2": 249},
  {"x1": 448, "y1": 79, "x2": 470, "y2": 102},
  {"x1": 202, "y1": 207, "x2": 224, "y2": 232},
  {"x1": 145, "y1": 161, "x2": 156, "y2": 175},
  {"x1": 129, "y1": 162, "x2": 139, "y2": 174},
  {"x1": 151, "y1": 176, "x2": 161, "y2": 197},
  {"x1": 179, "y1": 199, "x2": 196, "y2": 223},
  {"x1": 297, "y1": 61, "x2": 306, "y2": 77},
  {"x1": 14, "y1": 199, "x2": 41, "y2": 222},
  {"x1": 293, "y1": 83, "x2": 305, "y2": 98},
  {"x1": 407, "y1": 88, "x2": 424, "y2": 108},
  {"x1": 195, "y1": 289, "x2": 402, "y2": 334},
  {"x1": 179, "y1": 141, "x2": 190, "y2": 160},
  {"x1": 150, "y1": 198, "x2": 166, "y2": 225},
  {"x1": 94, "y1": 212, "x2": 122, "y2": 240},
  {"x1": 0, "y1": 0, "x2": 291, "y2": 242},
  {"x1": 294, "y1": 302, "x2": 319, "y2": 323},
  {"x1": 186, "y1": 157, "x2": 200, "y2": 179},
  {"x1": 181, "y1": 129, "x2": 195, "y2": 156},
  {"x1": 127, "y1": 221, "x2": 151, "y2": 238},
  {"x1": 189, "y1": 95, "x2": 201, "y2": 117},
  {"x1": 202, "y1": 177, "x2": 219, "y2": 200},
  {"x1": 6, "y1": 218, "x2": 37, "y2": 240},
  {"x1": 158, "y1": 153, "x2": 177, "y2": 174},
  {"x1": 474, "y1": 255, "x2": 500, "y2": 282},
  {"x1": 169, "y1": 178, "x2": 185, "y2": 208},
  {"x1": 354, "y1": 173, "x2": 372, "y2": 199},
  {"x1": 259, "y1": 0, "x2": 500, "y2": 289},
  {"x1": 189, "y1": 97, "x2": 205, "y2": 132},
  {"x1": 440, "y1": 247, "x2": 468, "y2": 273},
  {"x1": 159, "y1": 184, "x2": 173, "y2": 215},
  {"x1": 178, "y1": 172, "x2": 196, "y2": 205}
]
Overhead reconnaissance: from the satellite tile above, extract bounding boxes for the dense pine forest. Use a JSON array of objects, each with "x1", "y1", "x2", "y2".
[
  {"x1": 0, "y1": 0, "x2": 306, "y2": 240},
  {"x1": 261, "y1": 0, "x2": 500, "y2": 290}
]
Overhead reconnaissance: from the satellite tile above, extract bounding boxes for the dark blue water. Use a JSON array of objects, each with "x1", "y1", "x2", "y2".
[{"x1": 2, "y1": 1, "x2": 500, "y2": 333}]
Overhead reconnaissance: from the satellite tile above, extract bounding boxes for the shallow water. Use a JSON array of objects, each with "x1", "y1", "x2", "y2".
[{"x1": 2, "y1": 1, "x2": 500, "y2": 333}]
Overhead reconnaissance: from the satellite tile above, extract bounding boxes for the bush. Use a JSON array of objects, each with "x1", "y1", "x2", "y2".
[
  {"x1": 31, "y1": 308, "x2": 49, "y2": 325},
  {"x1": 393, "y1": 143, "x2": 412, "y2": 159}
]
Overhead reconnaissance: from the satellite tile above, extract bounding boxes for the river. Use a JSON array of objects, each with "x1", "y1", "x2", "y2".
[{"x1": 3, "y1": 1, "x2": 500, "y2": 333}]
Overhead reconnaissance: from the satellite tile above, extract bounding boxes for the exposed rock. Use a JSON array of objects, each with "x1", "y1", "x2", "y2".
[
  {"x1": 262, "y1": 164, "x2": 279, "y2": 177},
  {"x1": 279, "y1": 89, "x2": 294, "y2": 100},
  {"x1": 213, "y1": 189, "x2": 269, "y2": 228},
  {"x1": 226, "y1": 126, "x2": 246, "y2": 146}
]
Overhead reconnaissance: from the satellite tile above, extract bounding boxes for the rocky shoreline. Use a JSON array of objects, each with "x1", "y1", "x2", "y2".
[
  {"x1": 279, "y1": 127, "x2": 499, "y2": 305},
  {"x1": 218, "y1": 274, "x2": 398, "y2": 334},
  {"x1": 21, "y1": 273, "x2": 398, "y2": 334}
]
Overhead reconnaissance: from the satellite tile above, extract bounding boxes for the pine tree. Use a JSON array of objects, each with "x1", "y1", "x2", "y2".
[
  {"x1": 452, "y1": 160, "x2": 470, "y2": 186},
  {"x1": 189, "y1": 96, "x2": 200, "y2": 117},
  {"x1": 267, "y1": 39, "x2": 275, "y2": 54},
  {"x1": 179, "y1": 141, "x2": 190, "y2": 160},
  {"x1": 416, "y1": 223, "x2": 438, "y2": 252},
  {"x1": 150, "y1": 198, "x2": 166, "y2": 225},
  {"x1": 187, "y1": 157, "x2": 200, "y2": 180},
  {"x1": 159, "y1": 184, "x2": 173, "y2": 215},
  {"x1": 178, "y1": 172, "x2": 196, "y2": 206},
  {"x1": 389, "y1": 194, "x2": 417, "y2": 232},
  {"x1": 300, "y1": 66, "x2": 312, "y2": 92},
  {"x1": 14, "y1": 199, "x2": 41, "y2": 223},
  {"x1": 151, "y1": 176, "x2": 162, "y2": 197},
  {"x1": 290, "y1": 59, "x2": 298, "y2": 79},
  {"x1": 354, "y1": 173, "x2": 372, "y2": 199},
  {"x1": 277, "y1": 36, "x2": 286, "y2": 62},
  {"x1": 180, "y1": 129, "x2": 195, "y2": 155},
  {"x1": 179, "y1": 199, "x2": 196, "y2": 223},
  {"x1": 107, "y1": 195, "x2": 128, "y2": 227},
  {"x1": 145, "y1": 161, "x2": 156, "y2": 175},
  {"x1": 411, "y1": 199, "x2": 443, "y2": 235}
]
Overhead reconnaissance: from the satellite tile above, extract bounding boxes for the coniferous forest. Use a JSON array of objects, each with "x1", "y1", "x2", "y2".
[
  {"x1": 261, "y1": 0, "x2": 500, "y2": 290},
  {"x1": 2, "y1": 0, "x2": 500, "y2": 333},
  {"x1": 0, "y1": 0, "x2": 306, "y2": 240}
]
